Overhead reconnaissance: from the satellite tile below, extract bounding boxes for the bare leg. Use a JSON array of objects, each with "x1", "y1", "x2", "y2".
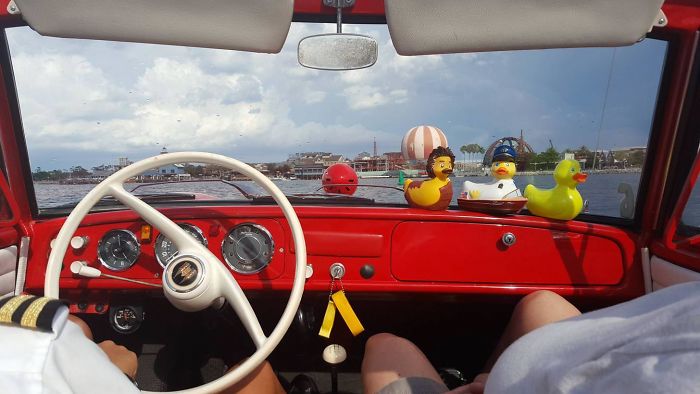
[
  {"x1": 361, "y1": 291, "x2": 580, "y2": 393},
  {"x1": 483, "y1": 290, "x2": 581, "y2": 371},
  {"x1": 362, "y1": 333, "x2": 446, "y2": 394},
  {"x1": 68, "y1": 314, "x2": 94, "y2": 341},
  {"x1": 219, "y1": 361, "x2": 285, "y2": 394}
]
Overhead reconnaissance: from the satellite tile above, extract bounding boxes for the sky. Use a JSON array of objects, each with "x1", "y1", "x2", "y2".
[{"x1": 6, "y1": 23, "x2": 668, "y2": 171}]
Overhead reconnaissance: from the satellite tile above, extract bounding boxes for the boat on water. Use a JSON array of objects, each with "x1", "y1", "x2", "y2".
[{"x1": 0, "y1": 0, "x2": 698, "y2": 393}]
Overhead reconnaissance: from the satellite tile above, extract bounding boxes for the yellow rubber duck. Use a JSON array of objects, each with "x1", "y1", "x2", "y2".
[
  {"x1": 524, "y1": 159, "x2": 587, "y2": 220},
  {"x1": 404, "y1": 146, "x2": 454, "y2": 210}
]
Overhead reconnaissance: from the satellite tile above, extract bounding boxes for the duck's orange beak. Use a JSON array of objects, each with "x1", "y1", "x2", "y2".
[
  {"x1": 495, "y1": 167, "x2": 508, "y2": 175},
  {"x1": 573, "y1": 172, "x2": 587, "y2": 183}
]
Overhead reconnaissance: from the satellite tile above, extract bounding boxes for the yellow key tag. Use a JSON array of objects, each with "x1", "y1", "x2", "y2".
[
  {"x1": 331, "y1": 290, "x2": 364, "y2": 336},
  {"x1": 318, "y1": 300, "x2": 336, "y2": 338}
]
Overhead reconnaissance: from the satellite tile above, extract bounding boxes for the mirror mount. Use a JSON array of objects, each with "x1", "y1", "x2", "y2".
[{"x1": 322, "y1": 0, "x2": 355, "y2": 33}]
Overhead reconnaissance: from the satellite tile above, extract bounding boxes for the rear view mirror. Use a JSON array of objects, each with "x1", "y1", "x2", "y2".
[{"x1": 298, "y1": 34, "x2": 378, "y2": 71}]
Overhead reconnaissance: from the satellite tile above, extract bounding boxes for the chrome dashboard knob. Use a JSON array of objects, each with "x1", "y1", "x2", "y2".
[{"x1": 501, "y1": 232, "x2": 516, "y2": 247}]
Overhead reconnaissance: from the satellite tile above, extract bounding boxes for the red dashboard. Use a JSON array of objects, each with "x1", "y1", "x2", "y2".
[{"x1": 22, "y1": 205, "x2": 644, "y2": 310}]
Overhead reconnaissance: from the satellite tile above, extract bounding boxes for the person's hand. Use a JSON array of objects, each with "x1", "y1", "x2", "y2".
[
  {"x1": 446, "y1": 373, "x2": 489, "y2": 394},
  {"x1": 98, "y1": 340, "x2": 138, "y2": 379}
]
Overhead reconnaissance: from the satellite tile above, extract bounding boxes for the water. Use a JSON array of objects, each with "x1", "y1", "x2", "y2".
[{"x1": 33, "y1": 173, "x2": 698, "y2": 223}]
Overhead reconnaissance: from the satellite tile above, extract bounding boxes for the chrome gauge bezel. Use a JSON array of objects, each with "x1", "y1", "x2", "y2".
[
  {"x1": 97, "y1": 229, "x2": 141, "y2": 272},
  {"x1": 154, "y1": 223, "x2": 208, "y2": 268},
  {"x1": 221, "y1": 223, "x2": 274, "y2": 274}
]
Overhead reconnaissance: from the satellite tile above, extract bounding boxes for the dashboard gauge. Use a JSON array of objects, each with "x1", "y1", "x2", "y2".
[
  {"x1": 222, "y1": 223, "x2": 274, "y2": 274},
  {"x1": 154, "y1": 223, "x2": 208, "y2": 267},
  {"x1": 97, "y1": 229, "x2": 140, "y2": 271},
  {"x1": 109, "y1": 305, "x2": 144, "y2": 334}
]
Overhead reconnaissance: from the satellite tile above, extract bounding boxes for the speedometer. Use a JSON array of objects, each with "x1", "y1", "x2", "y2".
[
  {"x1": 222, "y1": 223, "x2": 274, "y2": 274},
  {"x1": 154, "y1": 223, "x2": 208, "y2": 267},
  {"x1": 97, "y1": 229, "x2": 140, "y2": 271}
]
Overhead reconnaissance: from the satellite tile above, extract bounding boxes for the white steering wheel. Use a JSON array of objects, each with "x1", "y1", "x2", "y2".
[{"x1": 45, "y1": 152, "x2": 307, "y2": 393}]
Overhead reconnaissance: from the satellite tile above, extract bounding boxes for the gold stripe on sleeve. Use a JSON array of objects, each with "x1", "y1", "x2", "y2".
[
  {"x1": 21, "y1": 297, "x2": 52, "y2": 328},
  {"x1": 0, "y1": 295, "x2": 33, "y2": 323}
]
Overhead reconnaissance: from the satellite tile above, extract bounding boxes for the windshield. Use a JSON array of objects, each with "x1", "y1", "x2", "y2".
[{"x1": 7, "y1": 23, "x2": 667, "y2": 219}]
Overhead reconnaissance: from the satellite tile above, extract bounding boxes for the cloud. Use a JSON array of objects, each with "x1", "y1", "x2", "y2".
[{"x1": 6, "y1": 23, "x2": 666, "y2": 170}]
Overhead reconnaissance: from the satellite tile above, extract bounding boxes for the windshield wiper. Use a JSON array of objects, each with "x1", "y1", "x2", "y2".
[
  {"x1": 130, "y1": 179, "x2": 257, "y2": 199},
  {"x1": 251, "y1": 193, "x2": 375, "y2": 205},
  {"x1": 52, "y1": 192, "x2": 199, "y2": 210}
]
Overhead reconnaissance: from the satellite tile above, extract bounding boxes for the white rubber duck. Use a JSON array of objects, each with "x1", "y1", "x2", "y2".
[{"x1": 463, "y1": 145, "x2": 522, "y2": 200}]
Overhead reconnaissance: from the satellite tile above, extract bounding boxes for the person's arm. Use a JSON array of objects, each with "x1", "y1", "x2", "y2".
[
  {"x1": 44, "y1": 318, "x2": 139, "y2": 393},
  {"x1": 67, "y1": 314, "x2": 138, "y2": 380}
]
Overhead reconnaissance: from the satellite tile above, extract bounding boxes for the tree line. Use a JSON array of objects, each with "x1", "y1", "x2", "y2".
[{"x1": 457, "y1": 142, "x2": 646, "y2": 171}]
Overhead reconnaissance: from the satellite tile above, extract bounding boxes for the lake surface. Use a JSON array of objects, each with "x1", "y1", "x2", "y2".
[{"x1": 34, "y1": 173, "x2": 698, "y2": 223}]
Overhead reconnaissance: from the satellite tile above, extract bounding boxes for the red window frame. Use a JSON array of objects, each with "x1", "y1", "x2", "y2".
[{"x1": 662, "y1": 150, "x2": 700, "y2": 251}]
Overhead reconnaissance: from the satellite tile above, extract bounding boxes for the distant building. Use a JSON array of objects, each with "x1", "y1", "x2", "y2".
[
  {"x1": 138, "y1": 149, "x2": 188, "y2": 180},
  {"x1": 140, "y1": 163, "x2": 188, "y2": 180},
  {"x1": 289, "y1": 152, "x2": 347, "y2": 179},
  {"x1": 351, "y1": 154, "x2": 389, "y2": 172},
  {"x1": 118, "y1": 157, "x2": 132, "y2": 168},
  {"x1": 383, "y1": 152, "x2": 406, "y2": 170}
]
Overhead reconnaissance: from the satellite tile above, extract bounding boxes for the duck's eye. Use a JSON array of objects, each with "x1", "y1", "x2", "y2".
[
  {"x1": 570, "y1": 168, "x2": 575, "y2": 172},
  {"x1": 440, "y1": 163, "x2": 445, "y2": 168}
]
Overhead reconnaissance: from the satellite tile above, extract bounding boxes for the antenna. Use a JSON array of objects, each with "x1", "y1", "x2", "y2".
[{"x1": 593, "y1": 48, "x2": 617, "y2": 170}]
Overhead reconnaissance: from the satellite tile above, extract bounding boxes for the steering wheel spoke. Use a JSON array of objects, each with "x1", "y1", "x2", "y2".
[
  {"x1": 108, "y1": 184, "x2": 207, "y2": 254},
  {"x1": 219, "y1": 270, "x2": 267, "y2": 348}
]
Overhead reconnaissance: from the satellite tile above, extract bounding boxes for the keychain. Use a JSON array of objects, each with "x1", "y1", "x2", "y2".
[{"x1": 318, "y1": 264, "x2": 364, "y2": 338}]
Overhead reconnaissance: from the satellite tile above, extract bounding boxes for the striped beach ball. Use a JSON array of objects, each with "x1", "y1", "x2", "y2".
[{"x1": 401, "y1": 125, "x2": 448, "y2": 161}]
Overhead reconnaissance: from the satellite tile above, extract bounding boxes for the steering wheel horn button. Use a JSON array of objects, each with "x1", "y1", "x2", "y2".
[
  {"x1": 164, "y1": 254, "x2": 206, "y2": 293},
  {"x1": 173, "y1": 261, "x2": 198, "y2": 286}
]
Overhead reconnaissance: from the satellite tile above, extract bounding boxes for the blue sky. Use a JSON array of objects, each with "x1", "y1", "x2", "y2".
[{"x1": 6, "y1": 23, "x2": 667, "y2": 171}]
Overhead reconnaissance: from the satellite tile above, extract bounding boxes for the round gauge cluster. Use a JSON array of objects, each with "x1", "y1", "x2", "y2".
[
  {"x1": 222, "y1": 223, "x2": 274, "y2": 274},
  {"x1": 97, "y1": 229, "x2": 141, "y2": 271},
  {"x1": 109, "y1": 305, "x2": 144, "y2": 334},
  {"x1": 154, "y1": 223, "x2": 208, "y2": 267}
]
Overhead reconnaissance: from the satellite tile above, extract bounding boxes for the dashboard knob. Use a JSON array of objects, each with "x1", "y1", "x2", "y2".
[
  {"x1": 322, "y1": 344, "x2": 347, "y2": 365},
  {"x1": 70, "y1": 236, "x2": 89, "y2": 249},
  {"x1": 501, "y1": 232, "x2": 516, "y2": 246}
]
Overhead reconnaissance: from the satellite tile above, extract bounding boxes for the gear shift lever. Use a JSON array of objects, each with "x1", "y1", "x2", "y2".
[{"x1": 322, "y1": 344, "x2": 347, "y2": 394}]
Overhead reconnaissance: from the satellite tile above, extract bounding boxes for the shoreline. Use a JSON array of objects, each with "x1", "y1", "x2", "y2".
[{"x1": 33, "y1": 168, "x2": 643, "y2": 185}]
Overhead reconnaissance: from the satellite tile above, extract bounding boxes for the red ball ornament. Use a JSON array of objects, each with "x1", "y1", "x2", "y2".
[{"x1": 322, "y1": 163, "x2": 358, "y2": 195}]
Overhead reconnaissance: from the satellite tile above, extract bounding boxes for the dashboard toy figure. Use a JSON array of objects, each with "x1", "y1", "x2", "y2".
[
  {"x1": 524, "y1": 159, "x2": 587, "y2": 220},
  {"x1": 463, "y1": 145, "x2": 522, "y2": 200},
  {"x1": 404, "y1": 146, "x2": 455, "y2": 210}
]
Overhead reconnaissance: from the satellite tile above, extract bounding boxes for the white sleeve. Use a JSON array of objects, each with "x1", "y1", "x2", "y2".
[
  {"x1": 43, "y1": 316, "x2": 139, "y2": 394},
  {"x1": 485, "y1": 281, "x2": 700, "y2": 394}
]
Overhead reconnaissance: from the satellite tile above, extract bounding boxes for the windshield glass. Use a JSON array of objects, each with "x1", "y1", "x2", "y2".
[{"x1": 7, "y1": 24, "x2": 667, "y2": 218}]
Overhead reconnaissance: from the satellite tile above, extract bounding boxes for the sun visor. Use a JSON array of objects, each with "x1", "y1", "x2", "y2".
[
  {"x1": 13, "y1": 0, "x2": 293, "y2": 53},
  {"x1": 385, "y1": 0, "x2": 666, "y2": 55}
]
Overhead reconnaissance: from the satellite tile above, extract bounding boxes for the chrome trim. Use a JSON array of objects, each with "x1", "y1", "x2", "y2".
[
  {"x1": 97, "y1": 229, "x2": 140, "y2": 272},
  {"x1": 163, "y1": 254, "x2": 206, "y2": 293},
  {"x1": 154, "y1": 223, "x2": 208, "y2": 268},
  {"x1": 221, "y1": 223, "x2": 274, "y2": 275}
]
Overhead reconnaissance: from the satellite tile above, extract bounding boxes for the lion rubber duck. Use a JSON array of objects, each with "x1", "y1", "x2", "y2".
[
  {"x1": 524, "y1": 159, "x2": 587, "y2": 220},
  {"x1": 463, "y1": 145, "x2": 522, "y2": 200},
  {"x1": 404, "y1": 146, "x2": 455, "y2": 210}
]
